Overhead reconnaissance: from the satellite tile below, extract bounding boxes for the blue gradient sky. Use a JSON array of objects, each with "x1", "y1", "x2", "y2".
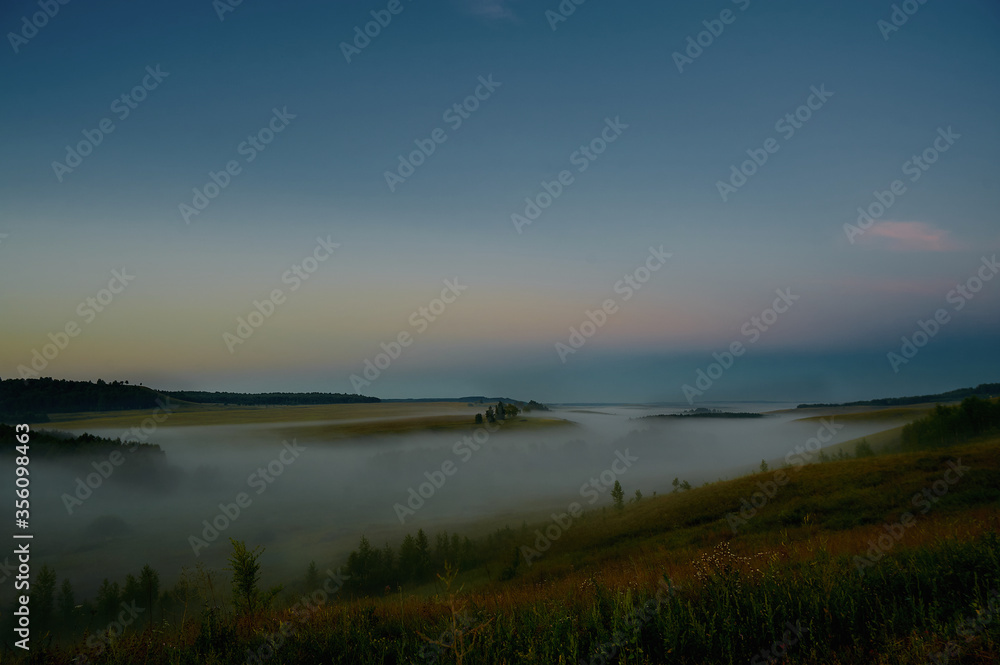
[{"x1": 1, "y1": 0, "x2": 998, "y2": 403}]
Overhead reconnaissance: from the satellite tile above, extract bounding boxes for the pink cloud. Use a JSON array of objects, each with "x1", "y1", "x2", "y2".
[{"x1": 861, "y1": 221, "x2": 964, "y2": 252}]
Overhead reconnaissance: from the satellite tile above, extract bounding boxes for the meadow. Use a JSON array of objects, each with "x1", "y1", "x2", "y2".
[
  {"x1": 16, "y1": 398, "x2": 1000, "y2": 664},
  {"x1": 43, "y1": 401, "x2": 573, "y2": 441}
]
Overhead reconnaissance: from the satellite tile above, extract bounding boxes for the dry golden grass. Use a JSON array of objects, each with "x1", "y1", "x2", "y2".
[
  {"x1": 277, "y1": 415, "x2": 574, "y2": 441},
  {"x1": 42, "y1": 401, "x2": 573, "y2": 438},
  {"x1": 792, "y1": 404, "x2": 935, "y2": 422}
]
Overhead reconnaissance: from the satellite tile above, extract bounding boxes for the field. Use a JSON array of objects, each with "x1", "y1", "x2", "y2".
[{"x1": 43, "y1": 401, "x2": 573, "y2": 440}]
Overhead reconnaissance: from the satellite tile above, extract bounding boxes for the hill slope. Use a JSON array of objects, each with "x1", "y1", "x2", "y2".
[{"x1": 23, "y1": 402, "x2": 1000, "y2": 665}]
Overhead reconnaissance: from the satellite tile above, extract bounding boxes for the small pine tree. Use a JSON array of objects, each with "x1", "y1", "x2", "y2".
[
  {"x1": 760, "y1": 459, "x2": 769, "y2": 473},
  {"x1": 227, "y1": 538, "x2": 264, "y2": 615},
  {"x1": 416, "y1": 529, "x2": 431, "y2": 579},
  {"x1": 475, "y1": 413, "x2": 483, "y2": 424},
  {"x1": 634, "y1": 489, "x2": 643, "y2": 502},
  {"x1": 448, "y1": 533, "x2": 462, "y2": 570},
  {"x1": 139, "y1": 564, "x2": 159, "y2": 628},
  {"x1": 399, "y1": 534, "x2": 419, "y2": 582},
  {"x1": 381, "y1": 542, "x2": 397, "y2": 588},
  {"x1": 435, "y1": 531, "x2": 450, "y2": 568},
  {"x1": 305, "y1": 561, "x2": 320, "y2": 589},
  {"x1": 611, "y1": 480, "x2": 624, "y2": 510},
  {"x1": 124, "y1": 573, "x2": 142, "y2": 607},
  {"x1": 32, "y1": 565, "x2": 57, "y2": 630},
  {"x1": 96, "y1": 578, "x2": 121, "y2": 623},
  {"x1": 672, "y1": 477, "x2": 680, "y2": 493},
  {"x1": 58, "y1": 578, "x2": 76, "y2": 623}
]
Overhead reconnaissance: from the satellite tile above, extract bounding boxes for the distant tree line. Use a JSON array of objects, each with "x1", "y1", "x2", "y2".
[
  {"x1": 647, "y1": 409, "x2": 763, "y2": 419},
  {"x1": 160, "y1": 390, "x2": 380, "y2": 406},
  {"x1": 901, "y1": 396, "x2": 1000, "y2": 450},
  {"x1": 5, "y1": 562, "x2": 161, "y2": 641},
  {"x1": 798, "y1": 383, "x2": 1000, "y2": 408},
  {"x1": 0, "y1": 378, "x2": 381, "y2": 424},
  {"x1": 0, "y1": 423, "x2": 164, "y2": 461},
  {"x1": 0, "y1": 424, "x2": 178, "y2": 496},
  {"x1": 7, "y1": 527, "x2": 526, "y2": 645},
  {"x1": 0, "y1": 377, "x2": 162, "y2": 423}
]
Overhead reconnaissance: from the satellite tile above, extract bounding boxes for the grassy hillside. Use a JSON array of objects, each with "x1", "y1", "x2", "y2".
[{"x1": 23, "y1": 404, "x2": 1000, "y2": 664}]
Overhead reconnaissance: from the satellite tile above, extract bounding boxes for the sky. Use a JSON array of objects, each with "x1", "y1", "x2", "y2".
[{"x1": 1, "y1": 0, "x2": 998, "y2": 404}]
